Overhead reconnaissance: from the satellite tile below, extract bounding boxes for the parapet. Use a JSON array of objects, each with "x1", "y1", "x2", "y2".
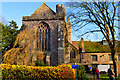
[{"x1": 56, "y1": 4, "x2": 65, "y2": 20}]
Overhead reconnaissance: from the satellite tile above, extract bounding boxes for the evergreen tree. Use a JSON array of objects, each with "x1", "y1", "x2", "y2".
[{"x1": 2, "y1": 20, "x2": 20, "y2": 56}]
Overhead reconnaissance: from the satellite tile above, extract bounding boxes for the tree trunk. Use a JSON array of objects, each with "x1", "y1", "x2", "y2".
[{"x1": 111, "y1": 48, "x2": 118, "y2": 77}]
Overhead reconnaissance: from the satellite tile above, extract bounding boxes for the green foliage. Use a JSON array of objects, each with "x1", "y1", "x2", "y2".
[
  {"x1": 2, "y1": 64, "x2": 75, "y2": 79},
  {"x1": 35, "y1": 60, "x2": 47, "y2": 66},
  {"x1": 77, "y1": 65, "x2": 89, "y2": 80},
  {"x1": 2, "y1": 20, "x2": 20, "y2": 55},
  {"x1": 0, "y1": 23, "x2": 2, "y2": 62},
  {"x1": 100, "y1": 73, "x2": 108, "y2": 77}
]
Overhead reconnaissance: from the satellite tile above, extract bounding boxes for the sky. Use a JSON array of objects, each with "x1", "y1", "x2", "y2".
[{"x1": 1, "y1": 2, "x2": 119, "y2": 41}]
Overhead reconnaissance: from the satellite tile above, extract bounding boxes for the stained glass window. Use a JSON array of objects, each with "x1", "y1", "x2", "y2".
[{"x1": 37, "y1": 22, "x2": 50, "y2": 51}]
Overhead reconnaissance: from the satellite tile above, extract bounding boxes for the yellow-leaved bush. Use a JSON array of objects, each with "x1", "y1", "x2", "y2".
[{"x1": 2, "y1": 64, "x2": 75, "y2": 79}]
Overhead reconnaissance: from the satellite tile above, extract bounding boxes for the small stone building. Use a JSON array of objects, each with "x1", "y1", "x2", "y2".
[
  {"x1": 20, "y1": 3, "x2": 72, "y2": 66},
  {"x1": 71, "y1": 39, "x2": 120, "y2": 74}
]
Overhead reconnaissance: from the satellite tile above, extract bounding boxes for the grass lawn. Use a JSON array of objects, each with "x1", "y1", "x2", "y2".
[{"x1": 99, "y1": 73, "x2": 120, "y2": 80}]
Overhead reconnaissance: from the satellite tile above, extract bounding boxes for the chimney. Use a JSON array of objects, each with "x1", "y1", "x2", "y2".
[{"x1": 81, "y1": 38, "x2": 85, "y2": 53}]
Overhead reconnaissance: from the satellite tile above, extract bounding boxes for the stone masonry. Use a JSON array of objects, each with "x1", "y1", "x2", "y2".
[
  {"x1": 20, "y1": 3, "x2": 72, "y2": 66},
  {"x1": 71, "y1": 40, "x2": 120, "y2": 74}
]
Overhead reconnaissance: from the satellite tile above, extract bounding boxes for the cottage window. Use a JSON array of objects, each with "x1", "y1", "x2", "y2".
[
  {"x1": 109, "y1": 55, "x2": 112, "y2": 61},
  {"x1": 70, "y1": 49, "x2": 76, "y2": 58},
  {"x1": 118, "y1": 55, "x2": 120, "y2": 60},
  {"x1": 92, "y1": 55, "x2": 97, "y2": 61}
]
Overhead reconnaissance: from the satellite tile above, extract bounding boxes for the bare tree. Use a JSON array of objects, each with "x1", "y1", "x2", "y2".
[{"x1": 66, "y1": 1, "x2": 120, "y2": 77}]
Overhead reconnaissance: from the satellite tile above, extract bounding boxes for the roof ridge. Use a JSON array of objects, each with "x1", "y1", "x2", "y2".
[
  {"x1": 31, "y1": 3, "x2": 56, "y2": 16},
  {"x1": 43, "y1": 3, "x2": 56, "y2": 13}
]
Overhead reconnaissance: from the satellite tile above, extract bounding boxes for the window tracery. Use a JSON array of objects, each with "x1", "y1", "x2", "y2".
[{"x1": 37, "y1": 22, "x2": 50, "y2": 51}]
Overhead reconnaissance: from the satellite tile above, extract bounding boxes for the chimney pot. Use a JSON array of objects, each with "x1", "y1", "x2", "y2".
[{"x1": 81, "y1": 38, "x2": 85, "y2": 53}]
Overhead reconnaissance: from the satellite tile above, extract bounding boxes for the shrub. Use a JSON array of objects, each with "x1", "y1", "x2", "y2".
[
  {"x1": 2, "y1": 64, "x2": 75, "y2": 79},
  {"x1": 77, "y1": 65, "x2": 89, "y2": 80},
  {"x1": 57, "y1": 64, "x2": 75, "y2": 79},
  {"x1": 70, "y1": 58, "x2": 77, "y2": 63},
  {"x1": 35, "y1": 60, "x2": 47, "y2": 66}
]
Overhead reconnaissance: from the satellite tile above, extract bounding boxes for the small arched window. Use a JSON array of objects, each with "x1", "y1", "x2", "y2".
[{"x1": 36, "y1": 22, "x2": 50, "y2": 51}]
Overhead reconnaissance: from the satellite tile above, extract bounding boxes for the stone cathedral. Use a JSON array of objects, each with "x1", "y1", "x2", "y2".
[{"x1": 20, "y1": 3, "x2": 72, "y2": 66}]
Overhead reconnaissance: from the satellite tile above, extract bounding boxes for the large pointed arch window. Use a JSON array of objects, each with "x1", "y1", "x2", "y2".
[{"x1": 37, "y1": 22, "x2": 50, "y2": 51}]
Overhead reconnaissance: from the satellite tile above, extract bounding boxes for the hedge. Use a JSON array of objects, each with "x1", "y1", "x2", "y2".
[{"x1": 2, "y1": 64, "x2": 75, "y2": 79}]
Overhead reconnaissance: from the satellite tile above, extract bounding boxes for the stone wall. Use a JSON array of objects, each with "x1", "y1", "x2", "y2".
[
  {"x1": 80, "y1": 53, "x2": 113, "y2": 65},
  {"x1": 64, "y1": 17, "x2": 72, "y2": 64},
  {"x1": 20, "y1": 3, "x2": 70, "y2": 66},
  {"x1": 22, "y1": 20, "x2": 66, "y2": 66},
  {"x1": 71, "y1": 52, "x2": 120, "y2": 74}
]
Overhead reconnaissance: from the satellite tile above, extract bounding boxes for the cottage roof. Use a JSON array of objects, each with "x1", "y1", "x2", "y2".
[{"x1": 72, "y1": 41, "x2": 120, "y2": 53}]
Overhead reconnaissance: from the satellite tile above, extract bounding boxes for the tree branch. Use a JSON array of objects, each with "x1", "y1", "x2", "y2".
[{"x1": 78, "y1": 30, "x2": 101, "y2": 36}]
